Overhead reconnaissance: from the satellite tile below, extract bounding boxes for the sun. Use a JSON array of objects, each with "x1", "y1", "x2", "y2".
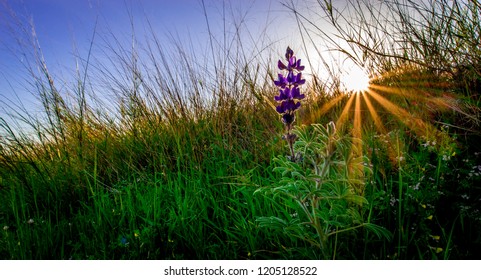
[{"x1": 341, "y1": 65, "x2": 370, "y2": 93}]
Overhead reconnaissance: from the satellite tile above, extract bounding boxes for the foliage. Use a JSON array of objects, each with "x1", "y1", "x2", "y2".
[
  {"x1": 256, "y1": 122, "x2": 391, "y2": 259},
  {"x1": 1, "y1": 0, "x2": 481, "y2": 260}
]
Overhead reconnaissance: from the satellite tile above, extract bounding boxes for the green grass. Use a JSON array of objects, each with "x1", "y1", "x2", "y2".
[
  {"x1": 2, "y1": 97, "x2": 479, "y2": 259},
  {"x1": 1, "y1": 0, "x2": 481, "y2": 259}
]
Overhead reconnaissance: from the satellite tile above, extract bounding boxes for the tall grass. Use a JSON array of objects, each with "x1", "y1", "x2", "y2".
[
  {"x1": 284, "y1": 0, "x2": 481, "y2": 259},
  {"x1": 1, "y1": 0, "x2": 481, "y2": 259}
]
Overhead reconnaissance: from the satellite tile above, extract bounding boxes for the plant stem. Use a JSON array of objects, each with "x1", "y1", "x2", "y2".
[
  {"x1": 286, "y1": 124, "x2": 295, "y2": 160},
  {"x1": 326, "y1": 223, "x2": 368, "y2": 237}
]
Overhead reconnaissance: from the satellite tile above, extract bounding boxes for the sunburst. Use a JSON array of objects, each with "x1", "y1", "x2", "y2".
[
  {"x1": 312, "y1": 64, "x2": 460, "y2": 180},
  {"x1": 340, "y1": 65, "x2": 370, "y2": 93}
]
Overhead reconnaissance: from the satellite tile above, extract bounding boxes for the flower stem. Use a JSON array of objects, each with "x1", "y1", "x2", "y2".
[{"x1": 286, "y1": 125, "x2": 295, "y2": 161}]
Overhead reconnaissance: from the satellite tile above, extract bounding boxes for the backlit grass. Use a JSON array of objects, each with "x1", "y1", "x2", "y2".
[{"x1": 1, "y1": 0, "x2": 481, "y2": 259}]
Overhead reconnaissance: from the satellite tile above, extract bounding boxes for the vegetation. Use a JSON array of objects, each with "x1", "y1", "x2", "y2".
[{"x1": 1, "y1": 0, "x2": 480, "y2": 259}]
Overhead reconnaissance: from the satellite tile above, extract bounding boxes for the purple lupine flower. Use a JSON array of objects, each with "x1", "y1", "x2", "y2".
[
  {"x1": 285, "y1": 47, "x2": 294, "y2": 60},
  {"x1": 274, "y1": 88, "x2": 289, "y2": 101},
  {"x1": 274, "y1": 47, "x2": 305, "y2": 125},
  {"x1": 274, "y1": 74, "x2": 288, "y2": 88},
  {"x1": 276, "y1": 99, "x2": 301, "y2": 114},
  {"x1": 282, "y1": 113, "x2": 296, "y2": 125},
  {"x1": 274, "y1": 47, "x2": 305, "y2": 161}
]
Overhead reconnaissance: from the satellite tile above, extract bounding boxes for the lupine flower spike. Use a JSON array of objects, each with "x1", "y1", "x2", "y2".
[{"x1": 274, "y1": 47, "x2": 305, "y2": 160}]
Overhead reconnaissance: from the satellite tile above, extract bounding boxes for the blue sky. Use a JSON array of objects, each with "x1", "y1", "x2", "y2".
[
  {"x1": 0, "y1": 0, "x2": 297, "y2": 66},
  {"x1": 0, "y1": 0, "x2": 354, "y2": 133},
  {"x1": 1, "y1": 0, "x2": 278, "y2": 65},
  {"x1": 0, "y1": 0, "x2": 300, "y2": 109}
]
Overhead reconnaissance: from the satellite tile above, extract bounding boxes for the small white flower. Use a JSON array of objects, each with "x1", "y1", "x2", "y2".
[
  {"x1": 3, "y1": 226, "x2": 8, "y2": 231},
  {"x1": 390, "y1": 196, "x2": 397, "y2": 206},
  {"x1": 27, "y1": 219, "x2": 34, "y2": 224}
]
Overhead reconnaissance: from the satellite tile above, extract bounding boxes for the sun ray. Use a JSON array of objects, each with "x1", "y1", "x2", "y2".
[
  {"x1": 362, "y1": 91, "x2": 386, "y2": 134},
  {"x1": 353, "y1": 92, "x2": 362, "y2": 140},
  {"x1": 306, "y1": 94, "x2": 346, "y2": 123},
  {"x1": 336, "y1": 93, "x2": 355, "y2": 129},
  {"x1": 303, "y1": 92, "x2": 348, "y2": 125},
  {"x1": 318, "y1": 94, "x2": 346, "y2": 116},
  {"x1": 369, "y1": 84, "x2": 430, "y2": 100},
  {"x1": 367, "y1": 88, "x2": 437, "y2": 137},
  {"x1": 370, "y1": 84, "x2": 467, "y2": 118},
  {"x1": 350, "y1": 92, "x2": 365, "y2": 194}
]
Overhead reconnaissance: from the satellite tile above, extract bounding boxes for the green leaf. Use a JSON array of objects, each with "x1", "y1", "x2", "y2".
[
  {"x1": 256, "y1": 216, "x2": 288, "y2": 230},
  {"x1": 363, "y1": 223, "x2": 393, "y2": 241},
  {"x1": 344, "y1": 194, "x2": 368, "y2": 205}
]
